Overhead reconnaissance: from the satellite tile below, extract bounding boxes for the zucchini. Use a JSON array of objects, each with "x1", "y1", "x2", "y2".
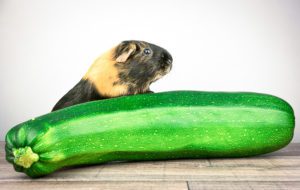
[{"x1": 5, "y1": 91, "x2": 295, "y2": 178}]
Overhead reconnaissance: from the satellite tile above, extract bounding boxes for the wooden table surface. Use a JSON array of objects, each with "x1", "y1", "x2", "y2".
[{"x1": 0, "y1": 142, "x2": 299, "y2": 190}]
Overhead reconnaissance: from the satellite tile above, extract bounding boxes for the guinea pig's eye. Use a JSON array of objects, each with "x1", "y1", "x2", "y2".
[{"x1": 143, "y1": 48, "x2": 151, "y2": 55}]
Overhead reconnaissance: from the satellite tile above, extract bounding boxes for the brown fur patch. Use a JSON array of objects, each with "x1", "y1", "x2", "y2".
[{"x1": 83, "y1": 46, "x2": 128, "y2": 97}]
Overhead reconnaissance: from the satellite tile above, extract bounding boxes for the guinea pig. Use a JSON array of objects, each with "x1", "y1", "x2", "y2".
[{"x1": 51, "y1": 40, "x2": 173, "y2": 111}]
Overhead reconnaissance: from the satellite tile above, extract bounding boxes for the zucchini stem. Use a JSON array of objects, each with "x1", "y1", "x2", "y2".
[{"x1": 12, "y1": 146, "x2": 39, "y2": 168}]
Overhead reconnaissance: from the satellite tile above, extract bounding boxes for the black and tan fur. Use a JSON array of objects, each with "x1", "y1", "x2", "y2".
[{"x1": 52, "y1": 40, "x2": 173, "y2": 111}]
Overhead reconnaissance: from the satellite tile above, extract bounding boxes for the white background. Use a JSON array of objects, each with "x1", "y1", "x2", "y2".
[{"x1": 0, "y1": 0, "x2": 299, "y2": 142}]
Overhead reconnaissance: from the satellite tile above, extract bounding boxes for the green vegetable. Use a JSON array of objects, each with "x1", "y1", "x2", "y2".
[{"x1": 5, "y1": 91, "x2": 295, "y2": 178}]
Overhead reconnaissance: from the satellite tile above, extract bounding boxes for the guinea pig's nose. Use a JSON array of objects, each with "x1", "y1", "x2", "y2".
[{"x1": 161, "y1": 52, "x2": 173, "y2": 65}]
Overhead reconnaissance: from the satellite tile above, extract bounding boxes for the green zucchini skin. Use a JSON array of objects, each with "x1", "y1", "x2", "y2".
[{"x1": 5, "y1": 91, "x2": 295, "y2": 178}]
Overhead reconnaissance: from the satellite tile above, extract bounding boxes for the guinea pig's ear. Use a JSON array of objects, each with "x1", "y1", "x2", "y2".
[{"x1": 115, "y1": 42, "x2": 136, "y2": 63}]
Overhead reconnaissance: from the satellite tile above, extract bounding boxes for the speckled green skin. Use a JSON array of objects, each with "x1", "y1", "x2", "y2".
[{"x1": 5, "y1": 91, "x2": 295, "y2": 178}]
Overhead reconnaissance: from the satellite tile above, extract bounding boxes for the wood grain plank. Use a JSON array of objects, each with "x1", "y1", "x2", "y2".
[
  {"x1": 188, "y1": 181, "x2": 300, "y2": 190},
  {"x1": 1, "y1": 157, "x2": 299, "y2": 182},
  {"x1": 0, "y1": 181, "x2": 188, "y2": 190}
]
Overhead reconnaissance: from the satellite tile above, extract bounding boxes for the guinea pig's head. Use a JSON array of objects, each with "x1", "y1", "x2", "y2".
[{"x1": 113, "y1": 40, "x2": 173, "y2": 92}]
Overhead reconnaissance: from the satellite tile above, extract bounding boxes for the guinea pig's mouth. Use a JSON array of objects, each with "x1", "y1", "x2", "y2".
[
  {"x1": 166, "y1": 58, "x2": 172, "y2": 65},
  {"x1": 163, "y1": 63, "x2": 172, "y2": 74},
  {"x1": 161, "y1": 58, "x2": 172, "y2": 74},
  {"x1": 151, "y1": 62, "x2": 172, "y2": 83}
]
